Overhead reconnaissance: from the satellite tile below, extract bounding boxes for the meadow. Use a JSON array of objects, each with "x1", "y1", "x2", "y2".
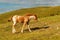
[{"x1": 0, "y1": 6, "x2": 60, "y2": 40}]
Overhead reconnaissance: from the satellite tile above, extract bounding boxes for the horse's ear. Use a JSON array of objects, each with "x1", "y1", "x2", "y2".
[{"x1": 25, "y1": 13, "x2": 33, "y2": 16}]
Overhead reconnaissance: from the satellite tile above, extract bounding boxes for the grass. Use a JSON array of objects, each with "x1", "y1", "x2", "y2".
[
  {"x1": 0, "y1": 6, "x2": 60, "y2": 23},
  {"x1": 0, "y1": 15, "x2": 60, "y2": 40},
  {"x1": 0, "y1": 6, "x2": 60, "y2": 40}
]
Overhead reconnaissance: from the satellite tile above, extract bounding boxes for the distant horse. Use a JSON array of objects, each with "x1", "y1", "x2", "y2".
[{"x1": 8, "y1": 13, "x2": 38, "y2": 33}]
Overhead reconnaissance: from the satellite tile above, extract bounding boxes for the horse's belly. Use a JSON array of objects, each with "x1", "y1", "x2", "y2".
[{"x1": 17, "y1": 19, "x2": 24, "y2": 23}]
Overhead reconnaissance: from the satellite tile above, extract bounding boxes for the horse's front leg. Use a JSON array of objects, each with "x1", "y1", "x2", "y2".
[
  {"x1": 12, "y1": 22, "x2": 16, "y2": 33},
  {"x1": 27, "y1": 22, "x2": 32, "y2": 32},
  {"x1": 21, "y1": 22, "x2": 26, "y2": 33},
  {"x1": 27, "y1": 24, "x2": 32, "y2": 32}
]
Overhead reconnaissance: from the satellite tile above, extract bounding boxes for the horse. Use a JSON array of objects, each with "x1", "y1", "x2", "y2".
[{"x1": 8, "y1": 13, "x2": 38, "y2": 33}]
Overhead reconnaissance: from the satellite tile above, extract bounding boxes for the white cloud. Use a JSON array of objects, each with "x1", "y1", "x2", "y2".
[
  {"x1": 0, "y1": 0, "x2": 60, "y2": 5},
  {"x1": 0, "y1": 0, "x2": 26, "y2": 4},
  {"x1": 0, "y1": 0, "x2": 34, "y2": 4}
]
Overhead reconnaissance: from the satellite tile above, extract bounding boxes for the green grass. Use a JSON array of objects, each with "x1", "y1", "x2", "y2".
[
  {"x1": 0, "y1": 6, "x2": 60, "y2": 23},
  {"x1": 0, "y1": 6, "x2": 60, "y2": 40},
  {"x1": 0, "y1": 15, "x2": 60, "y2": 40}
]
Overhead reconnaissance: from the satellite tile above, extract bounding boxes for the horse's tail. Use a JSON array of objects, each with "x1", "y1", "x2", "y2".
[{"x1": 8, "y1": 16, "x2": 13, "y2": 22}]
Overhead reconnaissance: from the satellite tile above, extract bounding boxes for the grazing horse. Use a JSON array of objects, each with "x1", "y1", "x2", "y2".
[{"x1": 8, "y1": 13, "x2": 38, "y2": 33}]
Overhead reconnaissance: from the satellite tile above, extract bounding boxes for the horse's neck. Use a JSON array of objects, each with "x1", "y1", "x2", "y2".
[{"x1": 29, "y1": 16, "x2": 35, "y2": 19}]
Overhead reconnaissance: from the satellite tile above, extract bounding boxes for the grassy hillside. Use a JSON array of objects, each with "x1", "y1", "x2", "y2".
[
  {"x1": 0, "y1": 6, "x2": 60, "y2": 40},
  {"x1": 0, "y1": 6, "x2": 60, "y2": 23},
  {"x1": 0, "y1": 15, "x2": 60, "y2": 40}
]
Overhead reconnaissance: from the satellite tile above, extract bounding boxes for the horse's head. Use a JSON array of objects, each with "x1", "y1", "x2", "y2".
[
  {"x1": 29, "y1": 14, "x2": 38, "y2": 22},
  {"x1": 25, "y1": 13, "x2": 38, "y2": 22},
  {"x1": 33, "y1": 14, "x2": 38, "y2": 22}
]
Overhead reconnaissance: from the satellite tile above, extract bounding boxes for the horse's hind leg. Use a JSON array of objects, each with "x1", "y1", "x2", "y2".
[{"x1": 12, "y1": 22, "x2": 16, "y2": 33}]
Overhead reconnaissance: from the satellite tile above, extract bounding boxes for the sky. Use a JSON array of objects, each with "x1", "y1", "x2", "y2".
[{"x1": 0, "y1": 0, "x2": 60, "y2": 13}]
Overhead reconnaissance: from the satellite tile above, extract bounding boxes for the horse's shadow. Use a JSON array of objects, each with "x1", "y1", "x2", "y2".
[
  {"x1": 16, "y1": 25, "x2": 49, "y2": 34},
  {"x1": 25, "y1": 25, "x2": 49, "y2": 31}
]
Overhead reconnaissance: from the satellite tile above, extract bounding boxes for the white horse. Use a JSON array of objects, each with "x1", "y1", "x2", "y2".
[{"x1": 8, "y1": 13, "x2": 38, "y2": 33}]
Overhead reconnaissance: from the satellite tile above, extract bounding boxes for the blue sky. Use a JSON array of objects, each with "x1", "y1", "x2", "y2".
[{"x1": 0, "y1": 0, "x2": 60, "y2": 13}]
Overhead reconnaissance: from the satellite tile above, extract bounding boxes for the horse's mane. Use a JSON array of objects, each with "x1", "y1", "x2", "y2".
[
  {"x1": 24, "y1": 13, "x2": 37, "y2": 20},
  {"x1": 25, "y1": 13, "x2": 33, "y2": 16},
  {"x1": 24, "y1": 13, "x2": 36, "y2": 16}
]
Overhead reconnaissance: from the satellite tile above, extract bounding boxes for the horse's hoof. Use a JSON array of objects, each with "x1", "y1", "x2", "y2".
[
  {"x1": 30, "y1": 31, "x2": 32, "y2": 32},
  {"x1": 29, "y1": 30, "x2": 32, "y2": 32},
  {"x1": 12, "y1": 31, "x2": 16, "y2": 34},
  {"x1": 12, "y1": 32, "x2": 16, "y2": 34},
  {"x1": 21, "y1": 31, "x2": 24, "y2": 33},
  {"x1": 21, "y1": 32, "x2": 23, "y2": 33}
]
